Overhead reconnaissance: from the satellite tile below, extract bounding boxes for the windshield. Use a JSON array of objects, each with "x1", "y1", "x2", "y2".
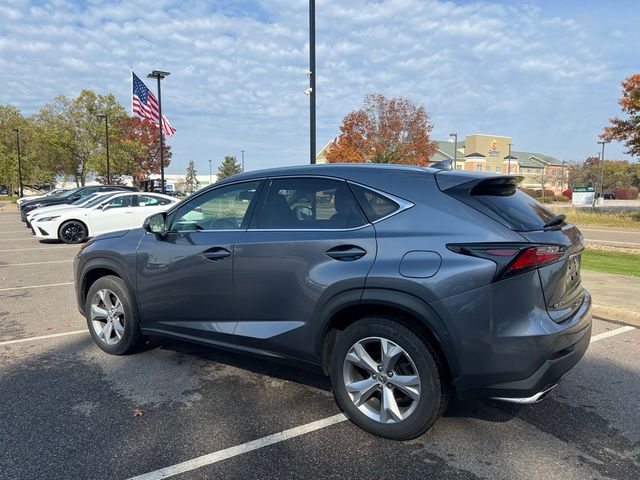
[
  {"x1": 59, "y1": 188, "x2": 81, "y2": 199},
  {"x1": 72, "y1": 193, "x2": 97, "y2": 205},
  {"x1": 83, "y1": 192, "x2": 118, "y2": 208}
]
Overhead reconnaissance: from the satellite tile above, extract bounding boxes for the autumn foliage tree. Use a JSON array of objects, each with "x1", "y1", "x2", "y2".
[
  {"x1": 601, "y1": 73, "x2": 640, "y2": 158},
  {"x1": 326, "y1": 93, "x2": 437, "y2": 166}
]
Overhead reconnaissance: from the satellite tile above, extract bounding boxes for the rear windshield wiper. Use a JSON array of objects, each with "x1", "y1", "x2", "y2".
[{"x1": 543, "y1": 213, "x2": 566, "y2": 229}]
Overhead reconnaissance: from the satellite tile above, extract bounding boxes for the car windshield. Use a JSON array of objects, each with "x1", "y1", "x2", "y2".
[
  {"x1": 59, "y1": 188, "x2": 81, "y2": 199},
  {"x1": 83, "y1": 193, "x2": 119, "y2": 208},
  {"x1": 72, "y1": 193, "x2": 97, "y2": 205}
]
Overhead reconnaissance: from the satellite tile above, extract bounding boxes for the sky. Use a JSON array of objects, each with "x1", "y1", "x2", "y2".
[{"x1": 1, "y1": 0, "x2": 638, "y2": 174}]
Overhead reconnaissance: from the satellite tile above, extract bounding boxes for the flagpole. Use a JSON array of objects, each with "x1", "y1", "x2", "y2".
[
  {"x1": 148, "y1": 70, "x2": 170, "y2": 195},
  {"x1": 130, "y1": 67, "x2": 134, "y2": 116}
]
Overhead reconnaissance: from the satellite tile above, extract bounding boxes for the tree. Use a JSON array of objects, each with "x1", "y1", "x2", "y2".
[
  {"x1": 601, "y1": 73, "x2": 640, "y2": 158},
  {"x1": 111, "y1": 117, "x2": 172, "y2": 186},
  {"x1": 184, "y1": 160, "x2": 199, "y2": 194},
  {"x1": 217, "y1": 155, "x2": 242, "y2": 180},
  {"x1": 325, "y1": 93, "x2": 437, "y2": 165}
]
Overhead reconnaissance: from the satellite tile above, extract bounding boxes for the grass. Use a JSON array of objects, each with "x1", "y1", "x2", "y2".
[
  {"x1": 562, "y1": 208, "x2": 640, "y2": 229},
  {"x1": 582, "y1": 248, "x2": 640, "y2": 277},
  {"x1": 0, "y1": 195, "x2": 18, "y2": 204}
]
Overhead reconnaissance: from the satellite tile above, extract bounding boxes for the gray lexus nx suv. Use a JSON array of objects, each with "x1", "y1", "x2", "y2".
[{"x1": 74, "y1": 164, "x2": 592, "y2": 439}]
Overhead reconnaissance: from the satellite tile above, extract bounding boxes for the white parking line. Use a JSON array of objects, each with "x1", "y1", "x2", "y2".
[
  {"x1": 591, "y1": 326, "x2": 636, "y2": 342},
  {"x1": 0, "y1": 260, "x2": 74, "y2": 267},
  {"x1": 0, "y1": 246, "x2": 75, "y2": 252},
  {"x1": 0, "y1": 330, "x2": 87, "y2": 346},
  {"x1": 127, "y1": 414, "x2": 348, "y2": 480},
  {"x1": 0, "y1": 230, "x2": 32, "y2": 234},
  {"x1": 0, "y1": 282, "x2": 74, "y2": 292}
]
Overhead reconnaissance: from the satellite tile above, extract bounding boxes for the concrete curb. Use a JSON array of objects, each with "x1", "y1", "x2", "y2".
[{"x1": 593, "y1": 304, "x2": 640, "y2": 326}]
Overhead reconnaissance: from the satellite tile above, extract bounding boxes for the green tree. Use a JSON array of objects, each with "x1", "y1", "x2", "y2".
[
  {"x1": 217, "y1": 155, "x2": 242, "y2": 181},
  {"x1": 34, "y1": 90, "x2": 129, "y2": 186},
  {"x1": 184, "y1": 160, "x2": 199, "y2": 194}
]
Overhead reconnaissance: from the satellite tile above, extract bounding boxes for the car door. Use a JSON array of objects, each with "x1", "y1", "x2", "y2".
[
  {"x1": 135, "y1": 180, "x2": 262, "y2": 344},
  {"x1": 133, "y1": 194, "x2": 175, "y2": 226},
  {"x1": 89, "y1": 194, "x2": 136, "y2": 236},
  {"x1": 233, "y1": 177, "x2": 377, "y2": 364}
]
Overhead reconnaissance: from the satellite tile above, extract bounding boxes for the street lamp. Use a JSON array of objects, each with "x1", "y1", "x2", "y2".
[
  {"x1": 597, "y1": 140, "x2": 608, "y2": 205},
  {"x1": 148, "y1": 70, "x2": 170, "y2": 194},
  {"x1": 209, "y1": 159, "x2": 212, "y2": 184},
  {"x1": 308, "y1": 0, "x2": 316, "y2": 164},
  {"x1": 507, "y1": 143, "x2": 513, "y2": 174},
  {"x1": 449, "y1": 133, "x2": 457, "y2": 170},
  {"x1": 96, "y1": 114, "x2": 110, "y2": 184},
  {"x1": 13, "y1": 128, "x2": 23, "y2": 197},
  {"x1": 241, "y1": 150, "x2": 245, "y2": 172}
]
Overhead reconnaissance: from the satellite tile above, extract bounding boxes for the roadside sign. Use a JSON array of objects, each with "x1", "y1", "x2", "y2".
[{"x1": 573, "y1": 186, "x2": 595, "y2": 205}]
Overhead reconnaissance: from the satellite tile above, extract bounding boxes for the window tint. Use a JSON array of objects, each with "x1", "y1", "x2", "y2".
[
  {"x1": 72, "y1": 193, "x2": 97, "y2": 205},
  {"x1": 350, "y1": 184, "x2": 400, "y2": 222},
  {"x1": 85, "y1": 193, "x2": 118, "y2": 208},
  {"x1": 137, "y1": 195, "x2": 172, "y2": 207},
  {"x1": 259, "y1": 178, "x2": 366, "y2": 229},
  {"x1": 172, "y1": 181, "x2": 259, "y2": 231},
  {"x1": 105, "y1": 195, "x2": 133, "y2": 209}
]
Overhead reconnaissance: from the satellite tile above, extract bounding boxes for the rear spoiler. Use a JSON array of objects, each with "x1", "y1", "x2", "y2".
[{"x1": 434, "y1": 170, "x2": 524, "y2": 192}]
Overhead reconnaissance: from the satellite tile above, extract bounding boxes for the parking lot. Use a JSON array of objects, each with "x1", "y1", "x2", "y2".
[{"x1": 1, "y1": 210, "x2": 639, "y2": 480}]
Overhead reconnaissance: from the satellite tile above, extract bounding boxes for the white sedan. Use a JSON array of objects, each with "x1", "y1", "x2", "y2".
[
  {"x1": 26, "y1": 192, "x2": 116, "y2": 225},
  {"x1": 33, "y1": 192, "x2": 177, "y2": 243}
]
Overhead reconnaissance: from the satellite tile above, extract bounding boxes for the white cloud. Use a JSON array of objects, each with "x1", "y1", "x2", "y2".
[{"x1": 0, "y1": 0, "x2": 637, "y2": 169}]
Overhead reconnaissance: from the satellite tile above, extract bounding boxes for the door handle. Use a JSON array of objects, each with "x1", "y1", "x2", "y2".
[
  {"x1": 326, "y1": 245, "x2": 367, "y2": 261},
  {"x1": 202, "y1": 247, "x2": 231, "y2": 261}
]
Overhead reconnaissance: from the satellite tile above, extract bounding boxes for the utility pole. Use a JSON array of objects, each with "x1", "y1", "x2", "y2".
[
  {"x1": 148, "y1": 70, "x2": 170, "y2": 194},
  {"x1": 209, "y1": 159, "x2": 212, "y2": 184},
  {"x1": 97, "y1": 114, "x2": 110, "y2": 184},
  {"x1": 507, "y1": 143, "x2": 512, "y2": 175},
  {"x1": 597, "y1": 141, "x2": 608, "y2": 205},
  {"x1": 14, "y1": 128, "x2": 23, "y2": 197},
  {"x1": 309, "y1": 0, "x2": 316, "y2": 164},
  {"x1": 449, "y1": 133, "x2": 457, "y2": 169},
  {"x1": 241, "y1": 150, "x2": 245, "y2": 172}
]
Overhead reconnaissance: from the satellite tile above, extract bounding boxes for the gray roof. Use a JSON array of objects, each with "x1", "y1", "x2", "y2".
[
  {"x1": 512, "y1": 151, "x2": 562, "y2": 168},
  {"x1": 434, "y1": 140, "x2": 465, "y2": 161}
]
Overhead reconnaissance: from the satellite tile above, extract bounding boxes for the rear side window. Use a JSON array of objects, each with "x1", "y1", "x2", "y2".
[
  {"x1": 258, "y1": 177, "x2": 366, "y2": 229},
  {"x1": 446, "y1": 178, "x2": 556, "y2": 231},
  {"x1": 350, "y1": 184, "x2": 400, "y2": 222}
]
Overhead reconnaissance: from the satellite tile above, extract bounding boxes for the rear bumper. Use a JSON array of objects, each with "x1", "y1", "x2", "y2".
[{"x1": 450, "y1": 286, "x2": 592, "y2": 401}]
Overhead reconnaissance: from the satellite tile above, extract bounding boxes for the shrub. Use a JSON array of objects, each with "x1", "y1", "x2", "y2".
[
  {"x1": 613, "y1": 187, "x2": 639, "y2": 200},
  {"x1": 533, "y1": 189, "x2": 555, "y2": 198},
  {"x1": 562, "y1": 188, "x2": 572, "y2": 199},
  {"x1": 555, "y1": 195, "x2": 571, "y2": 202}
]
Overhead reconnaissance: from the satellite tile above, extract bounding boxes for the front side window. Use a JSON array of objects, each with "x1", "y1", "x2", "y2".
[
  {"x1": 104, "y1": 195, "x2": 133, "y2": 209},
  {"x1": 171, "y1": 181, "x2": 260, "y2": 231},
  {"x1": 258, "y1": 178, "x2": 366, "y2": 229}
]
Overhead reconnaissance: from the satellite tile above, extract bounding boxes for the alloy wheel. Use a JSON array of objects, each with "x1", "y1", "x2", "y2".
[
  {"x1": 342, "y1": 336, "x2": 421, "y2": 424},
  {"x1": 60, "y1": 222, "x2": 86, "y2": 243},
  {"x1": 90, "y1": 289, "x2": 125, "y2": 345}
]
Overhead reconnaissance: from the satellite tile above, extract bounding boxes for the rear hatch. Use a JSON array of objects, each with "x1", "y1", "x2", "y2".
[{"x1": 437, "y1": 172, "x2": 585, "y2": 323}]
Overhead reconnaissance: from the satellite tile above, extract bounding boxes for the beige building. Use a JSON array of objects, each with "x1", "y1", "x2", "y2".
[{"x1": 317, "y1": 133, "x2": 569, "y2": 195}]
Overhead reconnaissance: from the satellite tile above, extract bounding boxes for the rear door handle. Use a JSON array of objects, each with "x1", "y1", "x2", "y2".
[
  {"x1": 202, "y1": 247, "x2": 231, "y2": 261},
  {"x1": 326, "y1": 245, "x2": 367, "y2": 261}
]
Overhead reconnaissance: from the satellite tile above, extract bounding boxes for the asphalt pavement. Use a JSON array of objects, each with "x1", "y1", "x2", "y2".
[
  {"x1": 579, "y1": 226, "x2": 640, "y2": 249},
  {"x1": 1, "y1": 211, "x2": 639, "y2": 480}
]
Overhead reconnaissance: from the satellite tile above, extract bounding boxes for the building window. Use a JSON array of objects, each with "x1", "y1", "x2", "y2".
[
  {"x1": 455, "y1": 164, "x2": 463, "y2": 170},
  {"x1": 476, "y1": 165, "x2": 483, "y2": 172},
  {"x1": 496, "y1": 165, "x2": 501, "y2": 173},
  {"x1": 527, "y1": 168, "x2": 532, "y2": 174}
]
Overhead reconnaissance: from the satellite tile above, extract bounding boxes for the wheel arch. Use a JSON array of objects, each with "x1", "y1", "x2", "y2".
[
  {"x1": 318, "y1": 289, "x2": 458, "y2": 382},
  {"x1": 79, "y1": 258, "x2": 135, "y2": 313}
]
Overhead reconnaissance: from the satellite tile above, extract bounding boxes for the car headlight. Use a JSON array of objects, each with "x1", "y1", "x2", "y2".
[{"x1": 37, "y1": 215, "x2": 60, "y2": 222}]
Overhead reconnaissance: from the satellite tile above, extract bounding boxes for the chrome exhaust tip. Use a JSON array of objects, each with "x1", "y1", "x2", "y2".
[{"x1": 490, "y1": 384, "x2": 557, "y2": 405}]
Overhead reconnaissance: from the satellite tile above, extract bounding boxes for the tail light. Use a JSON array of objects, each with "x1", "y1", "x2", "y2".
[{"x1": 448, "y1": 243, "x2": 565, "y2": 280}]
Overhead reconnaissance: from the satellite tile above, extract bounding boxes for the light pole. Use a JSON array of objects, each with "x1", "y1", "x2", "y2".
[
  {"x1": 597, "y1": 140, "x2": 608, "y2": 204},
  {"x1": 241, "y1": 150, "x2": 245, "y2": 172},
  {"x1": 96, "y1": 114, "x2": 110, "y2": 184},
  {"x1": 148, "y1": 70, "x2": 170, "y2": 194},
  {"x1": 308, "y1": 0, "x2": 316, "y2": 164},
  {"x1": 507, "y1": 143, "x2": 512, "y2": 174},
  {"x1": 449, "y1": 133, "x2": 457, "y2": 169},
  {"x1": 13, "y1": 128, "x2": 23, "y2": 197}
]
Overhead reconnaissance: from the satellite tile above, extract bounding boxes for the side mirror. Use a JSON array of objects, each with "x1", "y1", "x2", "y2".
[
  {"x1": 143, "y1": 212, "x2": 168, "y2": 237},
  {"x1": 70, "y1": 194, "x2": 81, "y2": 201},
  {"x1": 101, "y1": 203, "x2": 110, "y2": 211}
]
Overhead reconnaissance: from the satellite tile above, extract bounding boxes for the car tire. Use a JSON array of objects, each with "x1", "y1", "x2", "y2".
[
  {"x1": 330, "y1": 317, "x2": 447, "y2": 440},
  {"x1": 58, "y1": 220, "x2": 88, "y2": 244},
  {"x1": 85, "y1": 275, "x2": 145, "y2": 355}
]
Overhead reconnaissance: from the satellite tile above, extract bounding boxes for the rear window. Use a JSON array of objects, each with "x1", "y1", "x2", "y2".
[
  {"x1": 350, "y1": 184, "x2": 400, "y2": 222},
  {"x1": 446, "y1": 178, "x2": 556, "y2": 231}
]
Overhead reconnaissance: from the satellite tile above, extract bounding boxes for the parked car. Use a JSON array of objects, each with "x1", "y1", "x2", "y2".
[
  {"x1": 26, "y1": 192, "x2": 117, "y2": 225},
  {"x1": 75, "y1": 164, "x2": 592, "y2": 440},
  {"x1": 34, "y1": 192, "x2": 176, "y2": 243},
  {"x1": 20, "y1": 185, "x2": 135, "y2": 222},
  {"x1": 17, "y1": 188, "x2": 67, "y2": 207},
  {"x1": 0, "y1": 185, "x2": 10, "y2": 195}
]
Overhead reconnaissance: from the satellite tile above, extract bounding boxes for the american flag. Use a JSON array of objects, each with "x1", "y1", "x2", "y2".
[{"x1": 132, "y1": 72, "x2": 176, "y2": 136}]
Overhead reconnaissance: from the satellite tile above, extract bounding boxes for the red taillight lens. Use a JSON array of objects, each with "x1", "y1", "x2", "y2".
[{"x1": 507, "y1": 245, "x2": 564, "y2": 275}]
